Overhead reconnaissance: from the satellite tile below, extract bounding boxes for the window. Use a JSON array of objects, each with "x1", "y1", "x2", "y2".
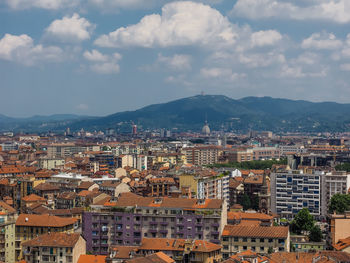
[
  {"x1": 260, "y1": 238, "x2": 264, "y2": 243},
  {"x1": 242, "y1": 237, "x2": 247, "y2": 242},
  {"x1": 234, "y1": 237, "x2": 239, "y2": 242}
]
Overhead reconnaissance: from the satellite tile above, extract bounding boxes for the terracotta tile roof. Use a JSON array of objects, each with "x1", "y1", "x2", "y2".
[
  {"x1": 149, "y1": 177, "x2": 175, "y2": 184},
  {"x1": 333, "y1": 236, "x2": 350, "y2": 251},
  {"x1": 126, "y1": 252, "x2": 175, "y2": 263},
  {"x1": 139, "y1": 238, "x2": 221, "y2": 253},
  {"x1": 34, "y1": 182, "x2": 59, "y2": 191},
  {"x1": 244, "y1": 175, "x2": 263, "y2": 185},
  {"x1": 222, "y1": 225, "x2": 289, "y2": 238},
  {"x1": 16, "y1": 214, "x2": 77, "y2": 227},
  {"x1": 228, "y1": 211, "x2": 273, "y2": 221},
  {"x1": 77, "y1": 255, "x2": 107, "y2": 263},
  {"x1": 231, "y1": 204, "x2": 243, "y2": 210},
  {"x1": 22, "y1": 232, "x2": 81, "y2": 248},
  {"x1": 114, "y1": 193, "x2": 223, "y2": 209},
  {"x1": 22, "y1": 194, "x2": 46, "y2": 202},
  {"x1": 78, "y1": 181, "x2": 95, "y2": 189},
  {"x1": 78, "y1": 190, "x2": 94, "y2": 197},
  {"x1": 110, "y1": 246, "x2": 139, "y2": 259},
  {"x1": 0, "y1": 200, "x2": 16, "y2": 213},
  {"x1": 57, "y1": 192, "x2": 77, "y2": 200},
  {"x1": 100, "y1": 180, "x2": 120, "y2": 188},
  {"x1": 0, "y1": 178, "x2": 9, "y2": 185},
  {"x1": 268, "y1": 251, "x2": 350, "y2": 263}
]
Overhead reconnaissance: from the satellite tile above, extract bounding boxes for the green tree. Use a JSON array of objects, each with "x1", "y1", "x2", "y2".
[
  {"x1": 240, "y1": 193, "x2": 251, "y2": 210},
  {"x1": 335, "y1": 163, "x2": 350, "y2": 172},
  {"x1": 290, "y1": 208, "x2": 314, "y2": 234},
  {"x1": 329, "y1": 193, "x2": 350, "y2": 214},
  {"x1": 308, "y1": 225, "x2": 323, "y2": 242}
]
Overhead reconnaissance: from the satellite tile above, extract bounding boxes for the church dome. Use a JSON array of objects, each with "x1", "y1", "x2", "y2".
[{"x1": 202, "y1": 122, "x2": 210, "y2": 135}]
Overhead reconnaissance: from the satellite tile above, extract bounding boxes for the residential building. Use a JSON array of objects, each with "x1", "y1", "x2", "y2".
[
  {"x1": 221, "y1": 225, "x2": 290, "y2": 259},
  {"x1": 82, "y1": 193, "x2": 227, "y2": 255},
  {"x1": 38, "y1": 157, "x2": 65, "y2": 170},
  {"x1": 290, "y1": 235, "x2": 326, "y2": 252},
  {"x1": 149, "y1": 178, "x2": 176, "y2": 197},
  {"x1": 321, "y1": 171, "x2": 350, "y2": 215},
  {"x1": 179, "y1": 171, "x2": 229, "y2": 201},
  {"x1": 270, "y1": 169, "x2": 323, "y2": 219},
  {"x1": 22, "y1": 232, "x2": 86, "y2": 263},
  {"x1": 182, "y1": 146, "x2": 220, "y2": 166},
  {"x1": 131, "y1": 238, "x2": 221, "y2": 263},
  {"x1": 0, "y1": 201, "x2": 16, "y2": 263},
  {"x1": 15, "y1": 214, "x2": 77, "y2": 260},
  {"x1": 330, "y1": 212, "x2": 350, "y2": 245}
]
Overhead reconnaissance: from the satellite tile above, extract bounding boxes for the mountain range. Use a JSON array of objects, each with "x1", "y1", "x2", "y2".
[{"x1": 1, "y1": 95, "x2": 350, "y2": 133}]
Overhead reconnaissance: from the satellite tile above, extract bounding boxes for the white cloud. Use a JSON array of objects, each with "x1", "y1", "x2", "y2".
[
  {"x1": 301, "y1": 32, "x2": 343, "y2": 50},
  {"x1": 83, "y1": 49, "x2": 108, "y2": 62},
  {"x1": 231, "y1": 0, "x2": 350, "y2": 24},
  {"x1": 250, "y1": 30, "x2": 282, "y2": 47},
  {"x1": 157, "y1": 54, "x2": 192, "y2": 70},
  {"x1": 0, "y1": 33, "x2": 63, "y2": 65},
  {"x1": 90, "y1": 62, "x2": 120, "y2": 74},
  {"x1": 281, "y1": 64, "x2": 328, "y2": 78},
  {"x1": 5, "y1": 0, "x2": 79, "y2": 10},
  {"x1": 200, "y1": 67, "x2": 245, "y2": 81},
  {"x1": 94, "y1": 1, "x2": 237, "y2": 48},
  {"x1": 340, "y1": 64, "x2": 350, "y2": 71},
  {"x1": 45, "y1": 13, "x2": 94, "y2": 42},
  {"x1": 238, "y1": 52, "x2": 286, "y2": 68},
  {"x1": 83, "y1": 49, "x2": 122, "y2": 74}
]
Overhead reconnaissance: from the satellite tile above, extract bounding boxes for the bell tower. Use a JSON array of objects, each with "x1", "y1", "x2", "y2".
[{"x1": 259, "y1": 174, "x2": 271, "y2": 214}]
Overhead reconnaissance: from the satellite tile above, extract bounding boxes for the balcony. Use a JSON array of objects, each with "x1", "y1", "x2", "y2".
[
  {"x1": 211, "y1": 223, "x2": 220, "y2": 227},
  {"x1": 149, "y1": 229, "x2": 158, "y2": 233},
  {"x1": 150, "y1": 221, "x2": 158, "y2": 225},
  {"x1": 211, "y1": 231, "x2": 220, "y2": 235},
  {"x1": 160, "y1": 230, "x2": 168, "y2": 234},
  {"x1": 160, "y1": 222, "x2": 168, "y2": 226}
]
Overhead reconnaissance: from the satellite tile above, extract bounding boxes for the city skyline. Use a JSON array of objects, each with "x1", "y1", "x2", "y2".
[{"x1": 1, "y1": 0, "x2": 350, "y2": 117}]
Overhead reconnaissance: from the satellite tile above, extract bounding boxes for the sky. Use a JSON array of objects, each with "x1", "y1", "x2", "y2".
[{"x1": 1, "y1": 0, "x2": 350, "y2": 117}]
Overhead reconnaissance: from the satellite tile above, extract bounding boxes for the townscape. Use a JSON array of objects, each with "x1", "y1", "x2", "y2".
[{"x1": 1, "y1": 124, "x2": 350, "y2": 263}]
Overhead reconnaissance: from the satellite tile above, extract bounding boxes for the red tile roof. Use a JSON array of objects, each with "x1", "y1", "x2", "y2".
[
  {"x1": 222, "y1": 225, "x2": 289, "y2": 238},
  {"x1": 16, "y1": 214, "x2": 77, "y2": 227},
  {"x1": 22, "y1": 232, "x2": 81, "y2": 247},
  {"x1": 77, "y1": 255, "x2": 107, "y2": 263},
  {"x1": 139, "y1": 238, "x2": 221, "y2": 253}
]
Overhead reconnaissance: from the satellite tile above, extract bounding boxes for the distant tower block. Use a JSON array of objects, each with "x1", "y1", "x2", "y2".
[
  {"x1": 132, "y1": 124, "x2": 137, "y2": 135},
  {"x1": 202, "y1": 121, "x2": 210, "y2": 135}
]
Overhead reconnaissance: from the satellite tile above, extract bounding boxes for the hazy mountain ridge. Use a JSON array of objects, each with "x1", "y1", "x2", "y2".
[{"x1": 1, "y1": 95, "x2": 350, "y2": 132}]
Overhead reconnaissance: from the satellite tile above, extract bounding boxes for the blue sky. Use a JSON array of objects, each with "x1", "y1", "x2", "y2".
[{"x1": 1, "y1": 0, "x2": 350, "y2": 117}]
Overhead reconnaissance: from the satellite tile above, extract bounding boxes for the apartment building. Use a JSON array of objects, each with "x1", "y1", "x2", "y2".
[
  {"x1": 221, "y1": 225, "x2": 290, "y2": 259},
  {"x1": 182, "y1": 146, "x2": 220, "y2": 166},
  {"x1": 114, "y1": 238, "x2": 222, "y2": 263},
  {"x1": 15, "y1": 214, "x2": 77, "y2": 260},
  {"x1": 322, "y1": 171, "x2": 350, "y2": 215},
  {"x1": 22, "y1": 232, "x2": 86, "y2": 263},
  {"x1": 149, "y1": 178, "x2": 176, "y2": 197},
  {"x1": 0, "y1": 201, "x2": 16, "y2": 263},
  {"x1": 82, "y1": 193, "x2": 227, "y2": 255},
  {"x1": 279, "y1": 145, "x2": 307, "y2": 156},
  {"x1": 47, "y1": 143, "x2": 100, "y2": 158},
  {"x1": 270, "y1": 169, "x2": 323, "y2": 219},
  {"x1": 179, "y1": 172, "x2": 230, "y2": 201}
]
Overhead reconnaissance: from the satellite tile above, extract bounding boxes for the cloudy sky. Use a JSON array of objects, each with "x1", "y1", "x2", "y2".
[{"x1": 1, "y1": 0, "x2": 350, "y2": 117}]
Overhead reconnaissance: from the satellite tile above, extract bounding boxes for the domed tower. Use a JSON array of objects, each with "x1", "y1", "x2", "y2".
[{"x1": 202, "y1": 121, "x2": 210, "y2": 135}]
